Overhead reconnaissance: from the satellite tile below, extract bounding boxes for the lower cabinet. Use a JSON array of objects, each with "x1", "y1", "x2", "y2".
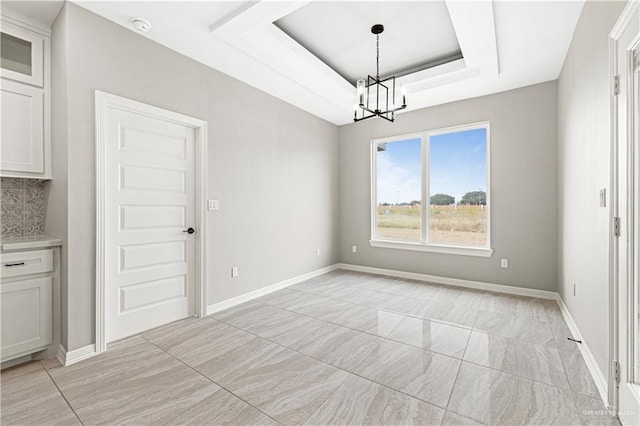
[{"x1": 1, "y1": 250, "x2": 53, "y2": 363}]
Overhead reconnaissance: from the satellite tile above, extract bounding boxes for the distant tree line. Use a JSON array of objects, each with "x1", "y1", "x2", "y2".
[
  {"x1": 379, "y1": 191, "x2": 486, "y2": 206},
  {"x1": 460, "y1": 191, "x2": 486, "y2": 205},
  {"x1": 430, "y1": 193, "x2": 454, "y2": 205},
  {"x1": 428, "y1": 191, "x2": 486, "y2": 206},
  {"x1": 380, "y1": 200, "x2": 420, "y2": 207}
]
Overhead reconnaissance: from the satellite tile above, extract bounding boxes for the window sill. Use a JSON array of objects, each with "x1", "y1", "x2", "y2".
[{"x1": 369, "y1": 239, "x2": 494, "y2": 257}]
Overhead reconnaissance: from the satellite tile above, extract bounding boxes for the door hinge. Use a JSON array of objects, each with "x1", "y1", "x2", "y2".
[
  {"x1": 614, "y1": 75, "x2": 620, "y2": 96},
  {"x1": 613, "y1": 360, "x2": 620, "y2": 383},
  {"x1": 613, "y1": 216, "x2": 621, "y2": 237}
]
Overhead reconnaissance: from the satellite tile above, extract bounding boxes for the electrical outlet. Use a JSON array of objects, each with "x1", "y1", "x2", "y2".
[
  {"x1": 208, "y1": 200, "x2": 219, "y2": 211},
  {"x1": 500, "y1": 259, "x2": 508, "y2": 268},
  {"x1": 231, "y1": 266, "x2": 238, "y2": 278},
  {"x1": 316, "y1": 248, "x2": 320, "y2": 257},
  {"x1": 352, "y1": 245, "x2": 357, "y2": 253}
]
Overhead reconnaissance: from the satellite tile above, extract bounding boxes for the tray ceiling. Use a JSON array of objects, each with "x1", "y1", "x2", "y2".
[
  {"x1": 275, "y1": 1, "x2": 462, "y2": 84},
  {"x1": 25, "y1": 0, "x2": 586, "y2": 126}
]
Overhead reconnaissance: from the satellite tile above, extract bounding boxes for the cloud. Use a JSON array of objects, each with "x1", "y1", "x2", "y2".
[{"x1": 376, "y1": 152, "x2": 421, "y2": 204}]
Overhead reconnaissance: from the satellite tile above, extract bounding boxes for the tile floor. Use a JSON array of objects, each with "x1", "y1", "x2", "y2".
[{"x1": 1, "y1": 270, "x2": 619, "y2": 425}]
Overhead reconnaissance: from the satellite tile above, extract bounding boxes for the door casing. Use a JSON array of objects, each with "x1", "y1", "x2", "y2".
[
  {"x1": 95, "y1": 90, "x2": 208, "y2": 353},
  {"x1": 609, "y1": 1, "x2": 640, "y2": 423}
]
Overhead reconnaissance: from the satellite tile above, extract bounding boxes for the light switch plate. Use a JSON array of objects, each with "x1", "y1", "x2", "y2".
[
  {"x1": 208, "y1": 200, "x2": 219, "y2": 211},
  {"x1": 599, "y1": 189, "x2": 606, "y2": 207}
]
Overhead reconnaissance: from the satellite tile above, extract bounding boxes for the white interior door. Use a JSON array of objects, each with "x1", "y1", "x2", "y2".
[
  {"x1": 103, "y1": 100, "x2": 198, "y2": 343},
  {"x1": 614, "y1": 4, "x2": 640, "y2": 425}
]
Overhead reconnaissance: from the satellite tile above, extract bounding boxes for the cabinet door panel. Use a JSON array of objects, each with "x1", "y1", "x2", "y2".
[
  {"x1": 0, "y1": 20, "x2": 44, "y2": 87},
  {"x1": 1, "y1": 276, "x2": 52, "y2": 362},
  {"x1": 1, "y1": 79, "x2": 44, "y2": 174}
]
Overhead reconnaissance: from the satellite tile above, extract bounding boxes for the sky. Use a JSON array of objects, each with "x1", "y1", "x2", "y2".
[{"x1": 377, "y1": 128, "x2": 487, "y2": 204}]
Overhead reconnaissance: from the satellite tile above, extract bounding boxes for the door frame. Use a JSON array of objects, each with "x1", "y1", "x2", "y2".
[
  {"x1": 609, "y1": 0, "x2": 640, "y2": 418},
  {"x1": 94, "y1": 90, "x2": 208, "y2": 354}
]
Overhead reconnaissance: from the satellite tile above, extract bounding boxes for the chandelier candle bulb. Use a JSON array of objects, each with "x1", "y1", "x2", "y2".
[
  {"x1": 396, "y1": 83, "x2": 406, "y2": 107},
  {"x1": 357, "y1": 79, "x2": 365, "y2": 105}
]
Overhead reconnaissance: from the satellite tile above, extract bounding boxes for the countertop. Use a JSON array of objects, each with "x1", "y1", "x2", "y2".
[{"x1": 1, "y1": 236, "x2": 63, "y2": 251}]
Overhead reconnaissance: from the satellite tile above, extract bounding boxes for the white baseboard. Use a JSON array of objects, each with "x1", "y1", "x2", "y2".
[
  {"x1": 56, "y1": 344, "x2": 66, "y2": 366},
  {"x1": 556, "y1": 297, "x2": 609, "y2": 404},
  {"x1": 336, "y1": 263, "x2": 558, "y2": 300},
  {"x1": 57, "y1": 343, "x2": 97, "y2": 366},
  {"x1": 206, "y1": 264, "x2": 340, "y2": 315}
]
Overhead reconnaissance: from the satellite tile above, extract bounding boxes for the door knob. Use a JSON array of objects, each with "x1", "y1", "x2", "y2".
[{"x1": 183, "y1": 227, "x2": 195, "y2": 234}]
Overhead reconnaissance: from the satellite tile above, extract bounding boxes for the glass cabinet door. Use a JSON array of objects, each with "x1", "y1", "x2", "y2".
[
  {"x1": 0, "y1": 20, "x2": 43, "y2": 87},
  {"x1": 2, "y1": 32, "x2": 32, "y2": 75}
]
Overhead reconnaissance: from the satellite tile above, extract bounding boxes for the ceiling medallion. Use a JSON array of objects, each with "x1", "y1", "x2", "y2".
[{"x1": 354, "y1": 24, "x2": 407, "y2": 123}]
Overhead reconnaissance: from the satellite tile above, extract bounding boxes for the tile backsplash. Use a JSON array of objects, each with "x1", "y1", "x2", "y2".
[{"x1": 1, "y1": 178, "x2": 47, "y2": 239}]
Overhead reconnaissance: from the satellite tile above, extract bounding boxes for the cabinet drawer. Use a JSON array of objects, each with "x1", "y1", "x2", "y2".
[
  {"x1": 1, "y1": 276, "x2": 52, "y2": 362},
  {"x1": 1, "y1": 249, "x2": 52, "y2": 278}
]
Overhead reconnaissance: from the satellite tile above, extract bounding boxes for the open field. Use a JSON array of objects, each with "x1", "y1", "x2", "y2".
[{"x1": 376, "y1": 205, "x2": 487, "y2": 246}]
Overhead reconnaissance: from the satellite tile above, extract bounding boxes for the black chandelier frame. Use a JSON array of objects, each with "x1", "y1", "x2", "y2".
[{"x1": 354, "y1": 24, "x2": 407, "y2": 123}]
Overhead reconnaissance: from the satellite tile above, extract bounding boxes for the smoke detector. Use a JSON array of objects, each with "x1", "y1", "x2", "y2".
[{"x1": 132, "y1": 18, "x2": 151, "y2": 32}]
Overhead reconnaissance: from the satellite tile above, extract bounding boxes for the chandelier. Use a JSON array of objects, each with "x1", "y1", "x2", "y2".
[{"x1": 354, "y1": 24, "x2": 407, "y2": 123}]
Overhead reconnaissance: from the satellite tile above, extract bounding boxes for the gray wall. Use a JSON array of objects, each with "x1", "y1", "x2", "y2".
[
  {"x1": 339, "y1": 81, "x2": 558, "y2": 291},
  {"x1": 557, "y1": 0, "x2": 626, "y2": 381},
  {"x1": 49, "y1": 3, "x2": 340, "y2": 351}
]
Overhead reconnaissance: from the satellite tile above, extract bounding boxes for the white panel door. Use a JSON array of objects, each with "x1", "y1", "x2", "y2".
[{"x1": 104, "y1": 106, "x2": 196, "y2": 343}]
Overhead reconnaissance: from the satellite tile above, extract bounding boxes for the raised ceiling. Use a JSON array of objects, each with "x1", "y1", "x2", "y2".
[
  {"x1": 275, "y1": 1, "x2": 462, "y2": 84},
  {"x1": 7, "y1": 0, "x2": 585, "y2": 126}
]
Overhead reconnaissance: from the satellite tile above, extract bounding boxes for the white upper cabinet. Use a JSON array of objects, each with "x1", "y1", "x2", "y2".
[
  {"x1": 1, "y1": 80, "x2": 44, "y2": 173},
  {"x1": 0, "y1": 11, "x2": 50, "y2": 179},
  {"x1": 0, "y1": 21, "x2": 44, "y2": 87}
]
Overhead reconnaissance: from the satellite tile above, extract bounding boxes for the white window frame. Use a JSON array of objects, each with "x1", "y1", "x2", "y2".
[{"x1": 369, "y1": 121, "x2": 493, "y2": 257}]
